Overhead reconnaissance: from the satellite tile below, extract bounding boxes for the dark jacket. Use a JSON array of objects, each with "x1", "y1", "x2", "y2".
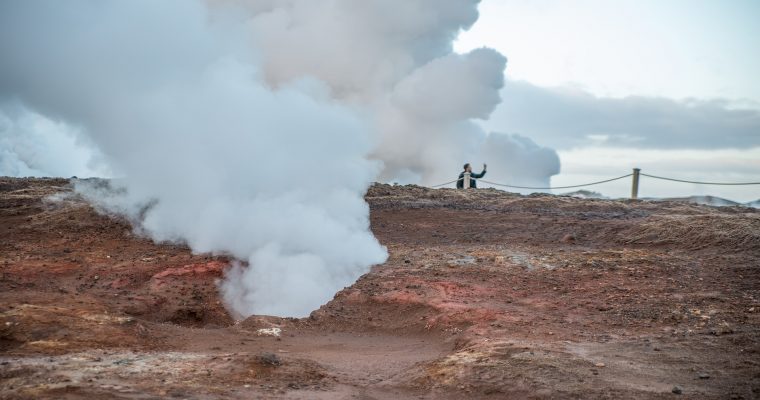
[{"x1": 456, "y1": 169, "x2": 486, "y2": 189}]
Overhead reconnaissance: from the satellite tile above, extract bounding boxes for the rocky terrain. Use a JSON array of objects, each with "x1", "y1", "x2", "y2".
[{"x1": 1, "y1": 178, "x2": 759, "y2": 399}]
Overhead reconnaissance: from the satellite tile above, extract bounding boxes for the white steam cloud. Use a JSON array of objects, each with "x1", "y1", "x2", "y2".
[
  {"x1": 0, "y1": 103, "x2": 107, "y2": 178},
  {"x1": 233, "y1": 1, "x2": 559, "y2": 186},
  {"x1": 0, "y1": 0, "x2": 560, "y2": 317}
]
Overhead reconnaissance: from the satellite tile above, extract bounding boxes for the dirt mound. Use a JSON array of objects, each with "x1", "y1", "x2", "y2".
[
  {"x1": 0, "y1": 304, "x2": 152, "y2": 355},
  {"x1": 624, "y1": 213, "x2": 760, "y2": 250}
]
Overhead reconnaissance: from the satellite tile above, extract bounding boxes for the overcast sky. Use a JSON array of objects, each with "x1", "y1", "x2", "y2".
[{"x1": 456, "y1": 0, "x2": 760, "y2": 202}]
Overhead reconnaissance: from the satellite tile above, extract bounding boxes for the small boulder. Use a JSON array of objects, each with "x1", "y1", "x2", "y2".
[
  {"x1": 258, "y1": 352, "x2": 281, "y2": 366},
  {"x1": 561, "y1": 234, "x2": 576, "y2": 243}
]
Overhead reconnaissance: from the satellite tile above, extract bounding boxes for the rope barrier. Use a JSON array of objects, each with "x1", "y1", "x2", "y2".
[
  {"x1": 640, "y1": 173, "x2": 760, "y2": 186},
  {"x1": 430, "y1": 174, "x2": 632, "y2": 190},
  {"x1": 479, "y1": 174, "x2": 633, "y2": 190},
  {"x1": 428, "y1": 170, "x2": 759, "y2": 195}
]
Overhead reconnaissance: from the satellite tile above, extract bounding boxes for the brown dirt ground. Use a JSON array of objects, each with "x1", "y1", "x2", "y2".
[{"x1": 1, "y1": 178, "x2": 759, "y2": 399}]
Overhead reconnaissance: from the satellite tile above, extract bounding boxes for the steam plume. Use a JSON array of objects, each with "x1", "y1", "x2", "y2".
[{"x1": 0, "y1": 0, "x2": 559, "y2": 317}]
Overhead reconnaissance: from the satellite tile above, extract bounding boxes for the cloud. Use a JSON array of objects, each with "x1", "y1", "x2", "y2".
[
  {"x1": 478, "y1": 132, "x2": 560, "y2": 188},
  {"x1": 484, "y1": 79, "x2": 760, "y2": 150}
]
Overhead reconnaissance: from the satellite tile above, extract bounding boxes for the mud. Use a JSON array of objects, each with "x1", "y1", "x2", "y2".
[{"x1": 1, "y1": 178, "x2": 759, "y2": 399}]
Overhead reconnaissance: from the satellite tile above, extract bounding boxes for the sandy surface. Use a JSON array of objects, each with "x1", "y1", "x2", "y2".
[{"x1": 1, "y1": 178, "x2": 759, "y2": 399}]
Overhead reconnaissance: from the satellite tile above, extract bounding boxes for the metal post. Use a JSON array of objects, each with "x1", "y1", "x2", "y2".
[
  {"x1": 631, "y1": 168, "x2": 641, "y2": 199},
  {"x1": 463, "y1": 172, "x2": 471, "y2": 189}
]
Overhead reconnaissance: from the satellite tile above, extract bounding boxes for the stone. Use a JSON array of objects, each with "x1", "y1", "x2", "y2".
[{"x1": 259, "y1": 352, "x2": 281, "y2": 366}]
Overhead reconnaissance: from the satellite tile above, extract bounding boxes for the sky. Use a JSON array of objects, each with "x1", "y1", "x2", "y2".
[{"x1": 456, "y1": 0, "x2": 760, "y2": 202}]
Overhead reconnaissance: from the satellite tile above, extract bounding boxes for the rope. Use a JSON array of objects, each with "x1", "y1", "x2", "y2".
[
  {"x1": 430, "y1": 174, "x2": 632, "y2": 190},
  {"x1": 640, "y1": 173, "x2": 760, "y2": 186},
  {"x1": 478, "y1": 174, "x2": 633, "y2": 190},
  {"x1": 430, "y1": 179, "x2": 460, "y2": 188}
]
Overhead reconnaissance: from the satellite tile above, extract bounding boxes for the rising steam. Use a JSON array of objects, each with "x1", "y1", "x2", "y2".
[{"x1": 0, "y1": 0, "x2": 559, "y2": 317}]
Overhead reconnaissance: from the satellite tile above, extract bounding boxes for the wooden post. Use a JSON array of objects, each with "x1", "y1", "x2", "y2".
[
  {"x1": 463, "y1": 172, "x2": 471, "y2": 189},
  {"x1": 631, "y1": 168, "x2": 641, "y2": 199}
]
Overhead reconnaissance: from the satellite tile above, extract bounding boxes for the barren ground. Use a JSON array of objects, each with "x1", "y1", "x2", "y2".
[{"x1": 1, "y1": 178, "x2": 759, "y2": 399}]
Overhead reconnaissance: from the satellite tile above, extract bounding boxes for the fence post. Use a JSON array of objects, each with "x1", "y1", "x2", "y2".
[
  {"x1": 631, "y1": 168, "x2": 641, "y2": 199},
  {"x1": 463, "y1": 172, "x2": 471, "y2": 189}
]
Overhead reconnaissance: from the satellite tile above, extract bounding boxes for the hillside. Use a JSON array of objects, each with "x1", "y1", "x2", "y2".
[{"x1": 1, "y1": 178, "x2": 759, "y2": 399}]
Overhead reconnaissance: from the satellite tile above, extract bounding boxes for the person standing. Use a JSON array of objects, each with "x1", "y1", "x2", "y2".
[{"x1": 457, "y1": 163, "x2": 487, "y2": 189}]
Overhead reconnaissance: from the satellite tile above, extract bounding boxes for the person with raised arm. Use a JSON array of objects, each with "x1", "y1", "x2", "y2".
[{"x1": 456, "y1": 163, "x2": 486, "y2": 189}]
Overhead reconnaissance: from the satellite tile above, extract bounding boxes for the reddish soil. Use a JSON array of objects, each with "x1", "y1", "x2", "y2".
[{"x1": 1, "y1": 178, "x2": 759, "y2": 399}]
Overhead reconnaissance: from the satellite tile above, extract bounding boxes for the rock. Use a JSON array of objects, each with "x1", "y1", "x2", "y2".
[
  {"x1": 259, "y1": 352, "x2": 281, "y2": 366},
  {"x1": 240, "y1": 315, "x2": 286, "y2": 331},
  {"x1": 256, "y1": 327, "x2": 282, "y2": 337},
  {"x1": 672, "y1": 385, "x2": 683, "y2": 394},
  {"x1": 698, "y1": 373, "x2": 710, "y2": 379},
  {"x1": 594, "y1": 362, "x2": 605, "y2": 367},
  {"x1": 709, "y1": 322, "x2": 734, "y2": 336},
  {"x1": 448, "y1": 256, "x2": 476, "y2": 266},
  {"x1": 561, "y1": 234, "x2": 576, "y2": 243}
]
